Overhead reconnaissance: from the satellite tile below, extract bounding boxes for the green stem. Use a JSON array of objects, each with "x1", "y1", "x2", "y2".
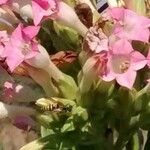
[{"x1": 132, "y1": 132, "x2": 140, "y2": 150}]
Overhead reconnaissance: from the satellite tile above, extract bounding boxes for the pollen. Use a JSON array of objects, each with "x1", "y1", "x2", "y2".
[{"x1": 119, "y1": 61, "x2": 130, "y2": 73}]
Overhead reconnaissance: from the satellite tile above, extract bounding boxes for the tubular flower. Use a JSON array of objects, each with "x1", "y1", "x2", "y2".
[
  {"x1": 4, "y1": 23, "x2": 40, "y2": 72},
  {"x1": 108, "y1": 7, "x2": 150, "y2": 42},
  {"x1": 11, "y1": 0, "x2": 88, "y2": 36},
  {"x1": 101, "y1": 39, "x2": 147, "y2": 89}
]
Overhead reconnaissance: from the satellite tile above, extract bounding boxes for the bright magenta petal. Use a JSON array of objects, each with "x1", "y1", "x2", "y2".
[
  {"x1": 116, "y1": 70, "x2": 136, "y2": 89},
  {"x1": 130, "y1": 51, "x2": 147, "y2": 70}
]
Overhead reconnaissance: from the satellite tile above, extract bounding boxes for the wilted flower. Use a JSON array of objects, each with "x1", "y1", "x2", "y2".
[{"x1": 84, "y1": 26, "x2": 108, "y2": 53}]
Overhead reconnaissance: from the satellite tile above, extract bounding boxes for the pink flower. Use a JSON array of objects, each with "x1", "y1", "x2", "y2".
[
  {"x1": 0, "y1": 0, "x2": 8, "y2": 5},
  {"x1": 0, "y1": 31, "x2": 9, "y2": 59},
  {"x1": 32, "y1": 0, "x2": 59, "y2": 25},
  {"x1": 4, "y1": 24, "x2": 40, "y2": 72},
  {"x1": 101, "y1": 39, "x2": 147, "y2": 89},
  {"x1": 108, "y1": 7, "x2": 150, "y2": 42}
]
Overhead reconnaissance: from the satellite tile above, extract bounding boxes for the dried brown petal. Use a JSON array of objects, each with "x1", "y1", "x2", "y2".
[
  {"x1": 50, "y1": 51, "x2": 78, "y2": 67},
  {"x1": 75, "y1": 3, "x2": 93, "y2": 28}
]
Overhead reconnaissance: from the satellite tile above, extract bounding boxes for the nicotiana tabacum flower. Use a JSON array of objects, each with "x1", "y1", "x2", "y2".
[
  {"x1": 101, "y1": 39, "x2": 147, "y2": 89},
  {"x1": 83, "y1": 18, "x2": 148, "y2": 89},
  {"x1": 107, "y1": 7, "x2": 150, "y2": 42},
  {"x1": 3, "y1": 23, "x2": 40, "y2": 72}
]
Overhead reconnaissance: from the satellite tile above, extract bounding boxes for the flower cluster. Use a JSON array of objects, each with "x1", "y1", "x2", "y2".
[
  {"x1": 0, "y1": 0, "x2": 149, "y2": 149},
  {"x1": 84, "y1": 7, "x2": 150, "y2": 89}
]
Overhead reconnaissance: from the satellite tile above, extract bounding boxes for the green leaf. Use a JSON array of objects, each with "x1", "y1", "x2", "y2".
[
  {"x1": 58, "y1": 74, "x2": 78, "y2": 100},
  {"x1": 139, "y1": 110, "x2": 150, "y2": 130},
  {"x1": 41, "y1": 126, "x2": 55, "y2": 137},
  {"x1": 61, "y1": 117, "x2": 75, "y2": 132},
  {"x1": 72, "y1": 106, "x2": 88, "y2": 121}
]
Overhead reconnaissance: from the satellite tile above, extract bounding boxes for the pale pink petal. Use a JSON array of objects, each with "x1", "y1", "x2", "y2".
[
  {"x1": 101, "y1": 69, "x2": 116, "y2": 82},
  {"x1": 112, "y1": 39, "x2": 133, "y2": 54},
  {"x1": 23, "y1": 26, "x2": 40, "y2": 39},
  {"x1": 101, "y1": 54, "x2": 116, "y2": 82},
  {"x1": 108, "y1": 7, "x2": 125, "y2": 21},
  {"x1": 116, "y1": 70, "x2": 136, "y2": 89},
  {"x1": 130, "y1": 51, "x2": 147, "y2": 70}
]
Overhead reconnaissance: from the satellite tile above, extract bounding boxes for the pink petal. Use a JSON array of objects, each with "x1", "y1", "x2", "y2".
[
  {"x1": 11, "y1": 24, "x2": 23, "y2": 47},
  {"x1": 101, "y1": 69, "x2": 116, "y2": 82},
  {"x1": 112, "y1": 39, "x2": 133, "y2": 54},
  {"x1": 23, "y1": 25, "x2": 40, "y2": 39},
  {"x1": 116, "y1": 70, "x2": 136, "y2": 89},
  {"x1": 130, "y1": 51, "x2": 147, "y2": 70},
  {"x1": 32, "y1": 0, "x2": 47, "y2": 25},
  {"x1": 5, "y1": 46, "x2": 24, "y2": 72},
  {"x1": 0, "y1": 0, "x2": 8, "y2": 5},
  {"x1": 108, "y1": 7, "x2": 125, "y2": 21},
  {"x1": 101, "y1": 54, "x2": 116, "y2": 82}
]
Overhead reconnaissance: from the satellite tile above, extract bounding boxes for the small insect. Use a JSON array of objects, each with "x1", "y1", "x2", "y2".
[{"x1": 36, "y1": 98, "x2": 72, "y2": 113}]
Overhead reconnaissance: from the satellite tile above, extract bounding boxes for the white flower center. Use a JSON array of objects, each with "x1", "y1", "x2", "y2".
[
  {"x1": 112, "y1": 55, "x2": 130, "y2": 74},
  {"x1": 21, "y1": 43, "x2": 31, "y2": 55}
]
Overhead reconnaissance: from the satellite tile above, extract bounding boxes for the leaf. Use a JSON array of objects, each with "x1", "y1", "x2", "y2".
[
  {"x1": 58, "y1": 74, "x2": 78, "y2": 100},
  {"x1": 41, "y1": 126, "x2": 55, "y2": 137},
  {"x1": 61, "y1": 117, "x2": 75, "y2": 132},
  {"x1": 20, "y1": 132, "x2": 80, "y2": 150},
  {"x1": 139, "y1": 110, "x2": 150, "y2": 130},
  {"x1": 72, "y1": 106, "x2": 88, "y2": 121}
]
